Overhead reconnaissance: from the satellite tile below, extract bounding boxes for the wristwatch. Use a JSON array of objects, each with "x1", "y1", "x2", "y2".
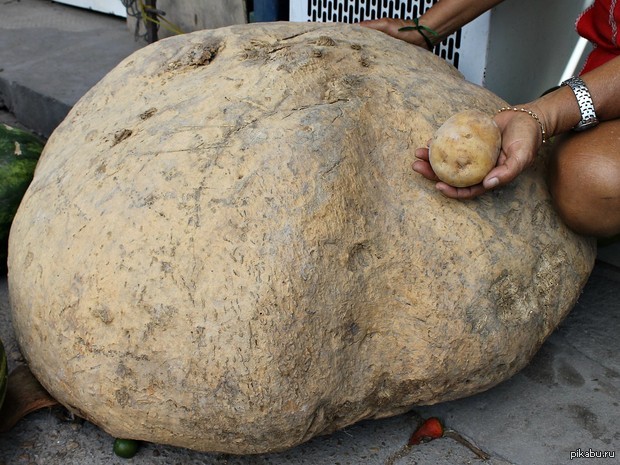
[{"x1": 561, "y1": 77, "x2": 599, "y2": 131}]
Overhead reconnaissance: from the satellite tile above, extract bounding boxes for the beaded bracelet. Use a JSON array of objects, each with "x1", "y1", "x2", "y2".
[{"x1": 497, "y1": 107, "x2": 547, "y2": 144}]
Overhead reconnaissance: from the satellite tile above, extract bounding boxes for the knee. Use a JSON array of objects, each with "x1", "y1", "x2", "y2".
[{"x1": 548, "y1": 144, "x2": 620, "y2": 237}]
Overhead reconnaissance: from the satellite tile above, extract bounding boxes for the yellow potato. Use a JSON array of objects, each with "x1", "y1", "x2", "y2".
[{"x1": 429, "y1": 110, "x2": 501, "y2": 187}]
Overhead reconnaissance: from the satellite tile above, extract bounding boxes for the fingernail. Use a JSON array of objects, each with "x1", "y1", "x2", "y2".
[{"x1": 485, "y1": 177, "x2": 499, "y2": 189}]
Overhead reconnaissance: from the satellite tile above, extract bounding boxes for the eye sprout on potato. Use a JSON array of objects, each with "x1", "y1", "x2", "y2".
[{"x1": 429, "y1": 110, "x2": 501, "y2": 188}]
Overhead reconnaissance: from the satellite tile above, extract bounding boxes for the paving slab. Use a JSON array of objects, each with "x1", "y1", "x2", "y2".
[
  {"x1": 597, "y1": 242, "x2": 620, "y2": 269},
  {"x1": 0, "y1": 0, "x2": 142, "y2": 137},
  {"x1": 415, "y1": 263, "x2": 620, "y2": 465}
]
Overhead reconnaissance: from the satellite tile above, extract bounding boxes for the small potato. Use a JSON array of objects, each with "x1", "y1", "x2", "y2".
[{"x1": 429, "y1": 110, "x2": 501, "y2": 187}]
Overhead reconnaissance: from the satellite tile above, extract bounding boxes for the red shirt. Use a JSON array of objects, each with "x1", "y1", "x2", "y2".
[{"x1": 576, "y1": 0, "x2": 620, "y2": 73}]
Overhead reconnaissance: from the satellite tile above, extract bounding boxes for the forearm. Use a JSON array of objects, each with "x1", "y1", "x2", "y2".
[
  {"x1": 528, "y1": 56, "x2": 620, "y2": 137},
  {"x1": 418, "y1": 0, "x2": 505, "y2": 41},
  {"x1": 359, "y1": 0, "x2": 504, "y2": 49}
]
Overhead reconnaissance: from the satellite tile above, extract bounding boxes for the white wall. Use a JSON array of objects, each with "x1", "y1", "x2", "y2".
[{"x1": 484, "y1": 0, "x2": 593, "y2": 104}]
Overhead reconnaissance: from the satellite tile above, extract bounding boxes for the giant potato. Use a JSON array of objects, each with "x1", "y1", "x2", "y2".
[{"x1": 8, "y1": 23, "x2": 595, "y2": 454}]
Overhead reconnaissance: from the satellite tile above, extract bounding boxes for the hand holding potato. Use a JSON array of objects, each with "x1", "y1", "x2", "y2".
[
  {"x1": 428, "y1": 110, "x2": 501, "y2": 187},
  {"x1": 413, "y1": 107, "x2": 545, "y2": 199}
]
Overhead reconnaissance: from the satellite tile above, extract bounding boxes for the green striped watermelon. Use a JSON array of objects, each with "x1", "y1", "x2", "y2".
[
  {"x1": 0, "y1": 338, "x2": 7, "y2": 410},
  {"x1": 0, "y1": 123, "x2": 45, "y2": 273}
]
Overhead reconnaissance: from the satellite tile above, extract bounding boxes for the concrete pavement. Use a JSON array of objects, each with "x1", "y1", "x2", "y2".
[
  {"x1": 0, "y1": 0, "x2": 141, "y2": 137},
  {"x1": 0, "y1": 1, "x2": 618, "y2": 464}
]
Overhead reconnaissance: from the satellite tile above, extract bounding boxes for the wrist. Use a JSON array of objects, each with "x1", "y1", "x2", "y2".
[
  {"x1": 402, "y1": 30, "x2": 433, "y2": 49},
  {"x1": 523, "y1": 103, "x2": 551, "y2": 142},
  {"x1": 498, "y1": 106, "x2": 547, "y2": 145},
  {"x1": 398, "y1": 18, "x2": 440, "y2": 50},
  {"x1": 561, "y1": 77, "x2": 599, "y2": 131},
  {"x1": 527, "y1": 84, "x2": 589, "y2": 139}
]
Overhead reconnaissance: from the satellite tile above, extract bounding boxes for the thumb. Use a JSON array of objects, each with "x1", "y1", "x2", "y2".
[{"x1": 483, "y1": 149, "x2": 530, "y2": 190}]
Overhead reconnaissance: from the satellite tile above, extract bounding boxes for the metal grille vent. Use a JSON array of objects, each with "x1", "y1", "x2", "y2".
[{"x1": 297, "y1": 0, "x2": 462, "y2": 69}]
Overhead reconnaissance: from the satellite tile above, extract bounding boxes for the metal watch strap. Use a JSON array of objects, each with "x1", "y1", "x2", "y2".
[{"x1": 561, "y1": 76, "x2": 599, "y2": 131}]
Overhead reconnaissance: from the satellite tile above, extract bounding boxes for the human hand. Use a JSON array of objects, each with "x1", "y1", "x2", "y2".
[
  {"x1": 412, "y1": 108, "x2": 545, "y2": 199},
  {"x1": 359, "y1": 18, "x2": 434, "y2": 49}
]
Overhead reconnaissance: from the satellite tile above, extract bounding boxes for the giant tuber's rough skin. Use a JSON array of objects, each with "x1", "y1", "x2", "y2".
[
  {"x1": 7, "y1": 23, "x2": 595, "y2": 455},
  {"x1": 429, "y1": 110, "x2": 501, "y2": 187}
]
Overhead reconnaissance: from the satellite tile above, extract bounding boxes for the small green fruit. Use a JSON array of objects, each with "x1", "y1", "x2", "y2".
[{"x1": 113, "y1": 438, "x2": 139, "y2": 458}]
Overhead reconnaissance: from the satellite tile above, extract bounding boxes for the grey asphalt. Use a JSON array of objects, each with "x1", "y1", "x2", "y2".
[{"x1": 1, "y1": 1, "x2": 619, "y2": 464}]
